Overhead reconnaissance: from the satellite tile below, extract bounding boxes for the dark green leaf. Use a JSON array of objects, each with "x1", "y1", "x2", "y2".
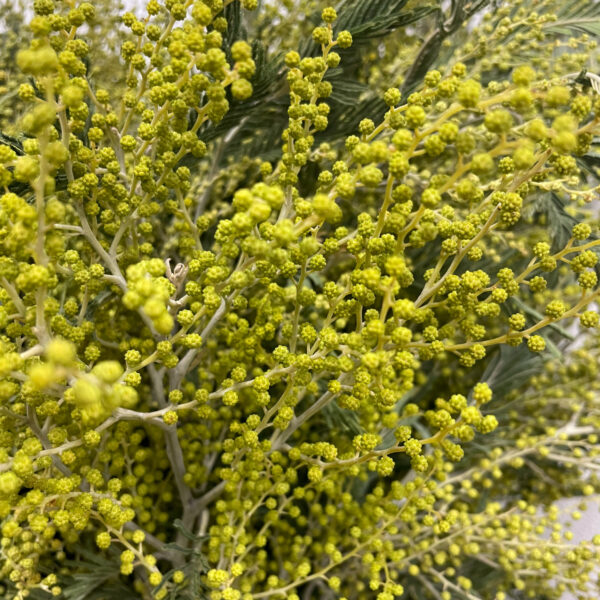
[
  {"x1": 323, "y1": 400, "x2": 364, "y2": 435},
  {"x1": 480, "y1": 345, "x2": 543, "y2": 400},
  {"x1": 0, "y1": 130, "x2": 24, "y2": 155}
]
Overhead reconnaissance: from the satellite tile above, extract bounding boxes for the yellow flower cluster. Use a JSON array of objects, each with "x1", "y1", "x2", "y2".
[{"x1": 0, "y1": 0, "x2": 599, "y2": 599}]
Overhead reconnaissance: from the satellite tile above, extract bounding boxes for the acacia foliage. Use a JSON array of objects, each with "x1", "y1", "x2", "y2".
[{"x1": 1, "y1": 1, "x2": 600, "y2": 599}]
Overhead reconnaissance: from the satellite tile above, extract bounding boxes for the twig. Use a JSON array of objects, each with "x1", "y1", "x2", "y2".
[{"x1": 169, "y1": 298, "x2": 227, "y2": 390}]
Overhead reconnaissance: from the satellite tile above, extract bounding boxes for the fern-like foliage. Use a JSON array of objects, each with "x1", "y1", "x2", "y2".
[
  {"x1": 24, "y1": 548, "x2": 134, "y2": 600},
  {"x1": 194, "y1": 0, "x2": 437, "y2": 169}
]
